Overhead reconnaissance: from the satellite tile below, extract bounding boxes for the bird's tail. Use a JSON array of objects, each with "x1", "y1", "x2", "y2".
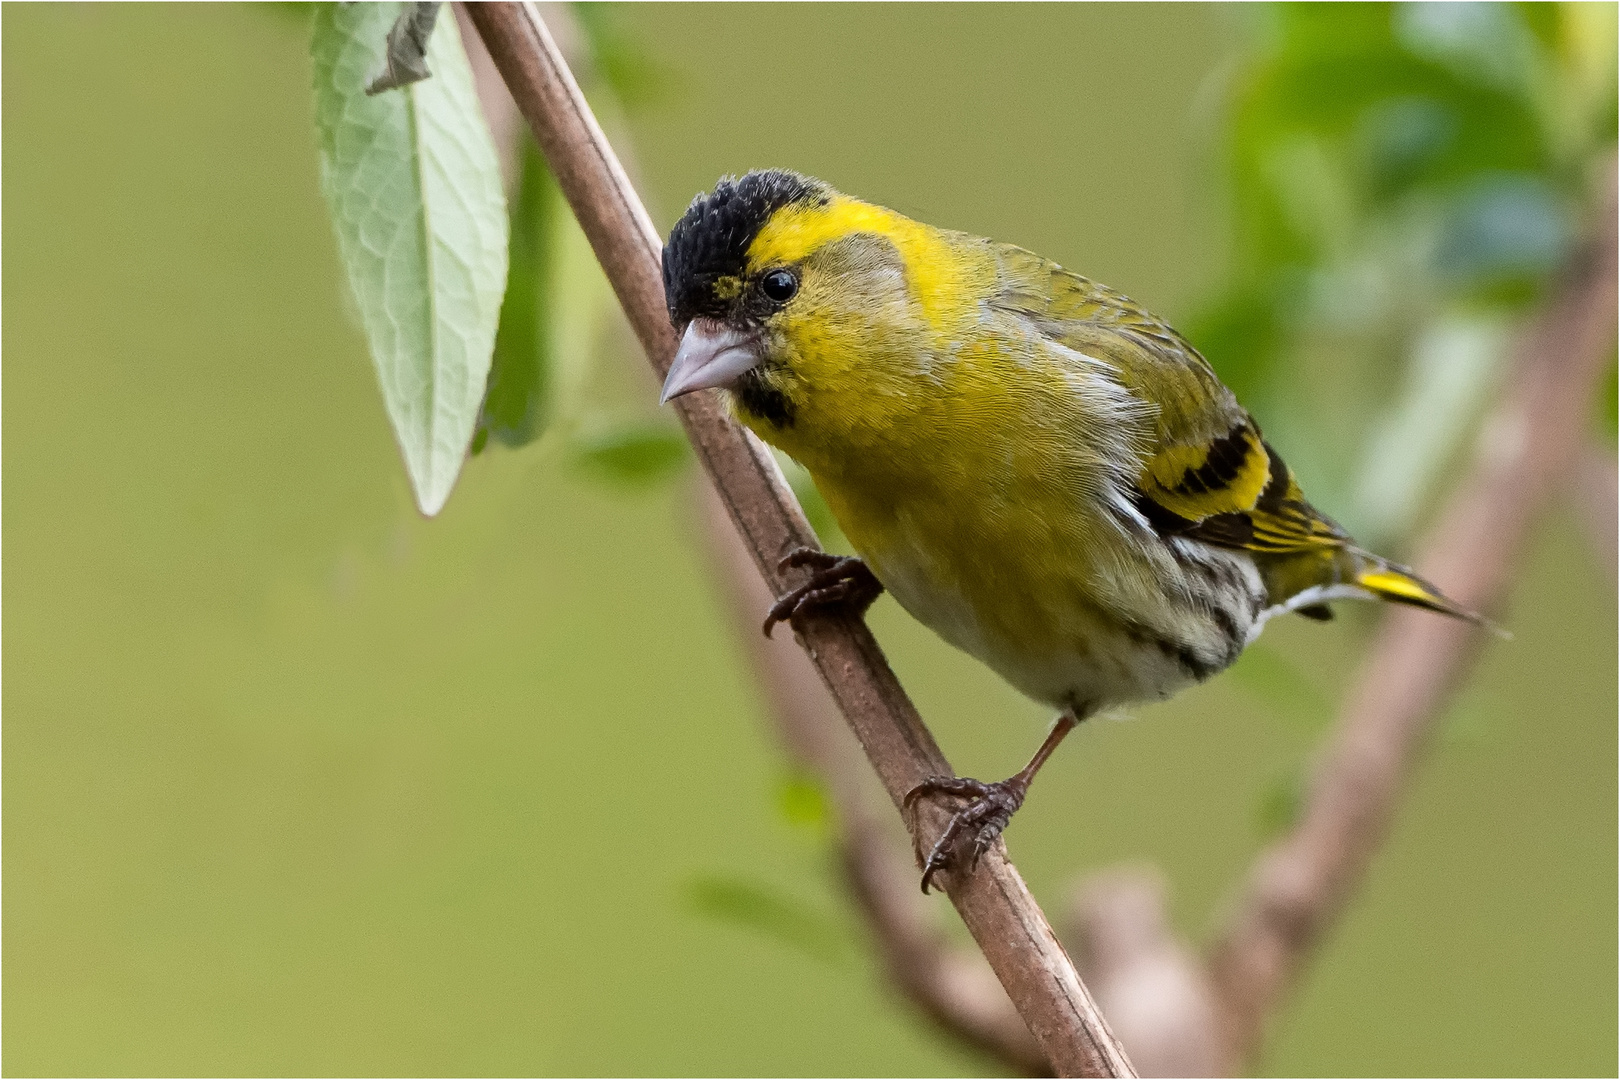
[{"x1": 1351, "y1": 552, "x2": 1505, "y2": 636}]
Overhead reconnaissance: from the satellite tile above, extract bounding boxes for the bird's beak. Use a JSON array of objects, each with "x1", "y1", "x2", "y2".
[{"x1": 660, "y1": 319, "x2": 764, "y2": 404}]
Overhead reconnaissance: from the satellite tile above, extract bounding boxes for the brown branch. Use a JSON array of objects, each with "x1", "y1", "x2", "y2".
[
  {"x1": 1067, "y1": 868, "x2": 1225, "y2": 1078},
  {"x1": 456, "y1": 2, "x2": 587, "y2": 192},
  {"x1": 694, "y1": 479, "x2": 1050, "y2": 1075},
  {"x1": 1206, "y1": 157, "x2": 1619, "y2": 1069},
  {"x1": 465, "y1": 4, "x2": 1134, "y2": 1075},
  {"x1": 1571, "y1": 440, "x2": 1617, "y2": 585}
]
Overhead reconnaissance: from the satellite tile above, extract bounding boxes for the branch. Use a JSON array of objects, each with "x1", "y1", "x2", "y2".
[
  {"x1": 1066, "y1": 868, "x2": 1226, "y2": 1078},
  {"x1": 1571, "y1": 440, "x2": 1617, "y2": 586},
  {"x1": 465, "y1": 5, "x2": 1134, "y2": 1075},
  {"x1": 1206, "y1": 157, "x2": 1619, "y2": 1068},
  {"x1": 694, "y1": 480, "x2": 1050, "y2": 1075}
]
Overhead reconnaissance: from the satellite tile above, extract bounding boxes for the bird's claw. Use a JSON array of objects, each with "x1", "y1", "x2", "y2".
[
  {"x1": 762, "y1": 548, "x2": 883, "y2": 637},
  {"x1": 904, "y1": 775, "x2": 1028, "y2": 893}
]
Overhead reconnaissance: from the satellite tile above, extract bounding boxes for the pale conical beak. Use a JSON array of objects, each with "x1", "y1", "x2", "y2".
[{"x1": 660, "y1": 319, "x2": 765, "y2": 404}]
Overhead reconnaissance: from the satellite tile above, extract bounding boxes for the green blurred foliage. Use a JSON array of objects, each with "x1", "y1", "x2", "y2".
[
  {"x1": 572, "y1": 1, "x2": 667, "y2": 109},
  {"x1": 569, "y1": 418, "x2": 690, "y2": 488},
  {"x1": 1254, "y1": 765, "x2": 1308, "y2": 839},
  {"x1": 1185, "y1": 1, "x2": 1616, "y2": 543},
  {"x1": 684, "y1": 874, "x2": 853, "y2": 969},
  {"x1": 775, "y1": 771, "x2": 832, "y2": 834},
  {"x1": 1188, "y1": 0, "x2": 1617, "y2": 888},
  {"x1": 474, "y1": 2, "x2": 663, "y2": 460},
  {"x1": 477, "y1": 139, "x2": 558, "y2": 454}
]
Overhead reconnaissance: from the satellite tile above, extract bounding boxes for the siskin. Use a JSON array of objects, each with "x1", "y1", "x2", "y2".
[{"x1": 659, "y1": 170, "x2": 1482, "y2": 891}]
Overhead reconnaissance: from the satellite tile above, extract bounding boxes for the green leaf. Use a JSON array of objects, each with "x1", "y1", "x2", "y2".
[
  {"x1": 1254, "y1": 765, "x2": 1306, "y2": 838},
  {"x1": 312, "y1": 3, "x2": 508, "y2": 516},
  {"x1": 683, "y1": 874, "x2": 850, "y2": 967},
  {"x1": 775, "y1": 771, "x2": 830, "y2": 833},
  {"x1": 1350, "y1": 315, "x2": 1506, "y2": 545},
  {"x1": 1434, "y1": 172, "x2": 1573, "y2": 286},
  {"x1": 477, "y1": 138, "x2": 557, "y2": 452},
  {"x1": 570, "y1": 2, "x2": 666, "y2": 107},
  {"x1": 570, "y1": 419, "x2": 690, "y2": 487}
]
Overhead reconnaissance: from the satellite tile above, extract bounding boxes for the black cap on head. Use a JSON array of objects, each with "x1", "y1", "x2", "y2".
[{"x1": 663, "y1": 170, "x2": 829, "y2": 327}]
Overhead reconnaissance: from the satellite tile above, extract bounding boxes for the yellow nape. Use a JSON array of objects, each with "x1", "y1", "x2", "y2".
[{"x1": 745, "y1": 194, "x2": 974, "y2": 331}]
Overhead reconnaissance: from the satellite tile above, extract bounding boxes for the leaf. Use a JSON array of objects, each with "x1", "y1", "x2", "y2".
[
  {"x1": 1254, "y1": 766, "x2": 1305, "y2": 838},
  {"x1": 476, "y1": 138, "x2": 557, "y2": 453},
  {"x1": 570, "y1": 419, "x2": 690, "y2": 487},
  {"x1": 312, "y1": 3, "x2": 508, "y2": 516},
  {"x1": 1435, "y1": 172, "x2": 1573, "y2": 286},
  {"x1": 775, "y1": 771, "x2": 829, "y2": 833},
  {"x1": 1350, "y1": 315, "x2": 1506, "y2": 545},
  {"x1": 571, "y1": 2, "x2": 666, "y2": 107},
  {"x1": 1394, "y1": 2, "x2": 1541, "y2": 98},
  {"x1": 683, "y1": 874, "x2": 851, "y2": 967}
]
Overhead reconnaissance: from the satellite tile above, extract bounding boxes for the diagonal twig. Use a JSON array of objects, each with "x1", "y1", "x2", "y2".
[{"x1": 464, "y1": 4, "x2": 1134, "y2": 1075}]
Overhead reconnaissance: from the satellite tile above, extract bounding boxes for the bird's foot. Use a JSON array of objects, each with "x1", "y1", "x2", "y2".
[
  {"x1": 903, "y1": 775, "x2": 1030, "y2": 893},
  {"x1": 762, "y1": 548, "x2": 883, "y2": 638}
]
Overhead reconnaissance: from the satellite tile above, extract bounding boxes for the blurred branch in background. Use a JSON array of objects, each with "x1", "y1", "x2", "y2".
[
  {"x1": 1571, "y1": 439, "x2": 1617, "y2": 584},
  {"x1": 1206, "y1": 155, "x2": 1618, "y2": 1071},
  {"x1": 465, "y1": 5, "x2": 1135, "y2": 1076},
  {"x1": 1067, "y1": 869, "x2": 1225, "y2": 1078},
  {"x1": 1050, "y1": 147, "x2": 1616, "y2": 1080}
]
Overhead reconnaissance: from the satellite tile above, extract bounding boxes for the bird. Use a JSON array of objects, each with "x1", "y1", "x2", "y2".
[{"x1": 657, "y1": 169, "x2": 1484, "y2": 892}]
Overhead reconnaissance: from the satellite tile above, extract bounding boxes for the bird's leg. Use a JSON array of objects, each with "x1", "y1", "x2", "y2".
[
  {"x1": 762, "y1": 547, "x2": 884, "y2": 637},
  {"x1": 904, "y1": 710, "x2": 1082, "y2": 893}
]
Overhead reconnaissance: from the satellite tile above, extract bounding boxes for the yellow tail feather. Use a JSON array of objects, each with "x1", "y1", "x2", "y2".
[{"x1": 1354, "y1": 563, "x2": 1507, "y2": 638}]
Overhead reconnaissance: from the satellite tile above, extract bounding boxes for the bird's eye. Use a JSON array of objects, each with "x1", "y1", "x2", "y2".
[{"x1": 760, "y1": 269, "x2": 798, "y2": 304}]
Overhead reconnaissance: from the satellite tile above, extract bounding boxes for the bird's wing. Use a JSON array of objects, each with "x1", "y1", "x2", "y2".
[{"x1": 987, "y1": 241, "x2": 1347, "y2": 555}]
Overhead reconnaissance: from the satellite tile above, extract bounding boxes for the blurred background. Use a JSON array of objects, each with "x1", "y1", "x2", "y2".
[{"x1": 5, "y1": 3, "x2": 1614, "y2": 1075}]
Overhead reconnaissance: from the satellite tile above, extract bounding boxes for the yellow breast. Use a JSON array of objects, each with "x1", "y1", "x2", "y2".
[{"x1": 758, "y1": 310, "x2": 1181, "y2": 706}]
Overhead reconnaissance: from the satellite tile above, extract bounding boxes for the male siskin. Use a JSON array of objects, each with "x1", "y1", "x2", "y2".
[{"x1": 659, "y1": 170, "x2": 1481, "y2": 890}]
